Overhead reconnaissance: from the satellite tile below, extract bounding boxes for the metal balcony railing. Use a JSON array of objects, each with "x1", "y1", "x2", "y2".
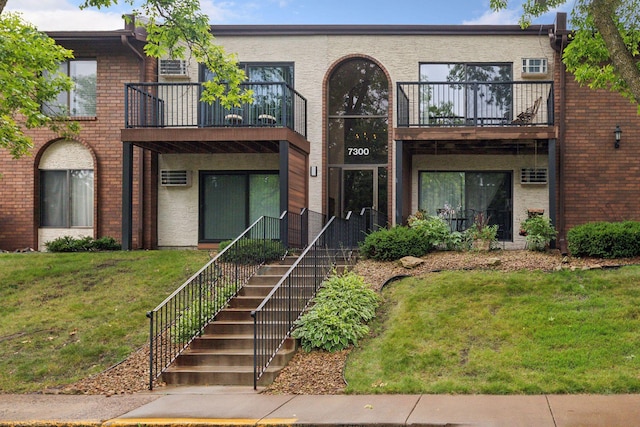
[
  {"x1": 125, "y1": 82, "x2": 307, "y2": 138},
  {"x1": 397, "y1": 81, "x2": 554, "y2": 128}
]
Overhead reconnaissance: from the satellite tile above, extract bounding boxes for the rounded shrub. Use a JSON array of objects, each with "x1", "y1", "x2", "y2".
[
  {"x1": 359, "y1": 226, "x2": 433, "y2": 261},
  {"x1": 567, "y1": 221, "x2": 640, "y2": 258},
  {"x1": 219, "y1": 238, "x2": 286, "y2": 264}
]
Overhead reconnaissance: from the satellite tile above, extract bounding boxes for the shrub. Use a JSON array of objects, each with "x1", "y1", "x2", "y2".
[
  {"x1": 407, "y1": 214, "x2": 451, "y2": 249},
  {"x1": 359, "y1": 226, "x2": 434, "y2": 261},
  {"x1": 520, "y1": 215, "x2": 557, "y2": 251},
  {"x1": 568, "y1": 221, "x2": 640, "y2": 258},
  {"x1": 45, "y1": 235, "x2": 121, "y2": 252},
  {"x1": 292, "y1": 271, "x2": 379, "y2": 352},
  {"x1": 219, "y1": 238, "x2": 286, "y2": 264}
]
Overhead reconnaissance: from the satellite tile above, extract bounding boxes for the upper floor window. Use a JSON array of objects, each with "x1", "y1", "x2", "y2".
[
  {"x1": 419, "y1": 63, "x2": 513, "y2": 125},
  {"x1": 201, "y1": 63, "x2": 294, "y2": 86},
  {"x1": 44, "y1": 59, "x2": 97, "y2": 117}
]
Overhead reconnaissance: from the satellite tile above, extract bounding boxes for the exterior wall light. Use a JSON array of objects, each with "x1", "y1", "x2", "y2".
[
  {"x1": 614, "y1": 125, "x2": 622, "y2": 149},
  {"x1": 310, "y1": 166, "x2": 318, "y2": 177}
]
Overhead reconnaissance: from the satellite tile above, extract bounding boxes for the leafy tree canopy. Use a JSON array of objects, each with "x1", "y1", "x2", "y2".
[
  {"x1": 491, "y1": 0, "x2": 640, "y2": 111},
  {"x1": 0, "y1": 12, "x2": 77, "y2": 158},
  {"x1": 0, "y1": 0, "x2": 250, "y2": 158}
]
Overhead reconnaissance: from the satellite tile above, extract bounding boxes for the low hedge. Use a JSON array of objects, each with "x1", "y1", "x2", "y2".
[
  {"x1": 45, "y1": 236, "x2": 121, "y2": 252},
  {"x1": 218, "y1": 238, "x2": 286, "y2": 264},
  {"x1": 359, "y1": 226, "x2": 434, "y2": 261},
  {"x1": 567, "y1": 221, "x2": 640, "y2": 258}
]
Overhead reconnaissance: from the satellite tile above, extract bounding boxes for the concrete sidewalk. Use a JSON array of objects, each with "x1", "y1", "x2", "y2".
[{"x1": 2, "y1": 387, "x2": 640, "y2": 426}]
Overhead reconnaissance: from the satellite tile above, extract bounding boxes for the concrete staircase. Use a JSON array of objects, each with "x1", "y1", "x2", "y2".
[{"x1": 161, "y1": 256, "x2": 301, "y2": 387}]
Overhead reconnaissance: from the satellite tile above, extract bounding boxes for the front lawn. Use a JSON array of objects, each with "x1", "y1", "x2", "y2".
[
  {"x1": 0, "y1": 250, "x2": 210, "y2": 393},
  {"x1": 345, "y1": 266, "x2": 640, "y2": 394}
]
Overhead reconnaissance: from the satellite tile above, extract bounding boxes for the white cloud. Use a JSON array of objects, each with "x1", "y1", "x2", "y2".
[
  {"x1": 463, "y1": 8, "x2": 520, "y2": 25},
  {"x1": 5, "y1": 0, "x2": 127, "y2": 31}
]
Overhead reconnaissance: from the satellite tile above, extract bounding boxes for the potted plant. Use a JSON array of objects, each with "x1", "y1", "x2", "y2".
[
  {"x1": 466, "y1": 212, "x2": 498, "y2": 251},
  {"x1": 520, "y1": 214, "x2": 557, "y2": 251}
]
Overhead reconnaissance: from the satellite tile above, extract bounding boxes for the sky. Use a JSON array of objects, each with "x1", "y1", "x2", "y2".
[{"x1": 5, "y1": 0, "x2": 571, "y2": 31}]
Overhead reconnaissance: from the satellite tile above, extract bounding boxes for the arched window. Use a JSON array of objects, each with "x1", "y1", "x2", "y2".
[
  {"x1": 327, "y1": 58, "x2": 389, "y2": 217},
  {"x1": 39, "y1": 140, "x2": 94, "y2": 228}
]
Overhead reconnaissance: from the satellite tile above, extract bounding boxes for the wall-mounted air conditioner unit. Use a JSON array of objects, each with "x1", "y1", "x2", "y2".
[
  {"x1": 159, "y1": 59, "x2": 187, "y2": 77},
  {"x1": 160, "y1": 170, "x2": 192, "y2": 187},
  {"x1": 520, "y1": 168, "x2": 548, "y2": 185},
  {"x1": 522, "y1": 58, "x2": 548, "y2": 77}
]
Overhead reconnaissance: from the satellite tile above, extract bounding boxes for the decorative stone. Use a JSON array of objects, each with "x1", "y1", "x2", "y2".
[
  {"x1": 486, "y1": 257, "x2": 501, "y2": 266},
  {"x1": 399, "y1": 256, "x2": 425, "y2": 269}
]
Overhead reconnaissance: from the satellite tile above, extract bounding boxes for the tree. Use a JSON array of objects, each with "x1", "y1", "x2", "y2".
[
  {"x1": 491, "y1": 0, "x2": 640, "y2": 110},
  {"x1": 0, "y1": 0, "x2": 250, "y2": 159},
  {"x1": 0, "y1": 11, "x2": 76, "y2": 158},
  {"x1": 80, "y1": 0, "x2": 251, "y2": 107}
]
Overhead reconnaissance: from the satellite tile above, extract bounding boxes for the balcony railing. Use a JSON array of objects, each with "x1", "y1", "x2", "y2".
[
  {"x1": 397, "y1": 81, "x2": 554, "y2": 128},
  {"x1": 125, "y1": 82, "x2": 307, "y2": 138}
]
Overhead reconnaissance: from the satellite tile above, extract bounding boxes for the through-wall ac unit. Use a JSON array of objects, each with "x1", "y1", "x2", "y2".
[
  {"x1": 159, "y1": 59, "x2": 187, "y2": 76},
  {"x1": 520, "y1": 168, "x2": 548, "y2": 185},
  {"x1": 160, "y1": 170, "x2": 192, "y2": 187}
]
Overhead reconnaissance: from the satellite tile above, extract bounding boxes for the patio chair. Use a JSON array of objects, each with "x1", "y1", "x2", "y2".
[{"x1": 512, "y1": 96, "x2": 542, "y2": 125}]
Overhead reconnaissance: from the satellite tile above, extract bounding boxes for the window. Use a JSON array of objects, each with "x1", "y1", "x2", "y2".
[
  {"x1": 419, "y1": 63, "x2": 512, "y2": 125},
  {"x1": 419, "y1": 171, "x2": 513, "y2": 240},
  {"x1": 522, "y1": 58, "x2": 548, "y2": 75},
  {"x1": 40, "y1": 169, "x2": 94, "y2": 227},
  {"x1": 44, "y1": 59, "x2": 97, "y2": 117},
  {"x1": 199, "y1": 172, "x2": 279, "y2": 242}
]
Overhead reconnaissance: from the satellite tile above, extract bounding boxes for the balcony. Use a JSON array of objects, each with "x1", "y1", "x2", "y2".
[
  {"x1": 124, "y1": 82, "x2": 307, "y2": 138},
  {"x1": 397, "y1": 81, "x2": 554, "y2": 128}
]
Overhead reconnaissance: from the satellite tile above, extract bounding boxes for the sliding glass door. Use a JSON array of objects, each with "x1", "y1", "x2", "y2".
[
  {"x1": 419, "y1": 171, "x2": 512, "y2": 240},
  {"x1": 200, "y1": 172, "x2": 279, "y2": 242}
]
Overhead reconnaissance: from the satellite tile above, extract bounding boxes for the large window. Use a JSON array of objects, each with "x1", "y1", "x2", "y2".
[
  {"x1": 200, "y1": 171, "x2": 279, "y2": 242},
  {"x1": 40, "y1": 169, "x2": 94, "y2": 227},
  {"x1": 419, "y1": 171, "x2": 512, "y2": 240},
  {"x1": 419, "y1": 63, "x2": 512, "y2": 125},
  {"x1": 327, "y1": 58, "x2": 389, "y2": 217},
  {"x1": 44, "y1": 59, "x2": 97, "y2": 117}
]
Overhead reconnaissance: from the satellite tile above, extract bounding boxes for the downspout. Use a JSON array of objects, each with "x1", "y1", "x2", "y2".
[
  {"x1": 550, "y1": 13, "x2": 568, "y2": 254},
  {"x1": 122, "y1": 20, "x2": 148, "y2": 248}
]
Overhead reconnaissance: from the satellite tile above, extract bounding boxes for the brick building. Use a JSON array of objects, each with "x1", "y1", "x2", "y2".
[{"x1": 0, "y1": 13, "x2": 638, "y2": 253}]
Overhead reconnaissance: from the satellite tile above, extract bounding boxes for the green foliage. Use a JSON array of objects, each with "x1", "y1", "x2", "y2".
[
  {"x1": 45, "y1": 235, "x2": 121, "y2": 252},
  {"x1": 219, "y1": 238, "x2": 286, "y2": 264},
  {"x1": 81, "y1": 0, "x2": 253, "y2": 108},
  {"x1": 491, "y1": 0, "x2": 640, "y2": 109},
  {"x1": 520, "y1": 215, "x2": 557, "y2": 251},
  {"x1": 292, "y1": 271, "x2": 380, "y2": 352},
  {"x1": 568, "y1": 221, "x2": 640, "y2": 258},
  {"x1": 172, "y1": 286, "x2": 236, "y2": 343},
  {"x1": 359, "y1": 226, "x2": 434, "y2": 261},
  {"x1": 0, "y1": 13, "x2": 76, "y2": 158}
]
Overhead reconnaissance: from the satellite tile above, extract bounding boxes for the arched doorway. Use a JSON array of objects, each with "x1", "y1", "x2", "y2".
[{"x1": 327, "y1": 58, "x2": 389, "y2": 218}]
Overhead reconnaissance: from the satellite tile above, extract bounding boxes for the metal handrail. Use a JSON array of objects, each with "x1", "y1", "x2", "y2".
[
  {"x1": 251, "y1": 208, "x2": 385, "y2": 388},
  {"x1": 396, "y1": 80, "x2": 554, "y2": 127},
  {"x1": 124, "y1": 82, "x2": 307, "y2": 137},
  {"x1": 146, "y1": 213, "x2": 287, "y2": 390}
]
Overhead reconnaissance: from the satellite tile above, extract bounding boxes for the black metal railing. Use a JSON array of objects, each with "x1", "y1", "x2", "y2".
[
  {"x1": 251, "y1": 208, "x2": 384, "y2": 388},
  {"x1": 125, "y1": 82, "x2": 307, "y2": 137},
  {"x1": 146, "y1": 213, "x2": 287, "y2": 390},
  {"x1": 397, "y1": 81, "x2": 554, "y2": 127}
]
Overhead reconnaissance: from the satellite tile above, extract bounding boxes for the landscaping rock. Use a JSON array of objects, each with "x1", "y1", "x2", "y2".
[{"x1": 399, "y1": 256, "x2": 425, "y2": 269}]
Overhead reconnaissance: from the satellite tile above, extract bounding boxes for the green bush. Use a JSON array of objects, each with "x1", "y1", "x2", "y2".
[
  {"x1": 219, "y1": 238, "x2": 286, "y2": 264},
  {"x1": 359, "y1": 226, "x2": 434, "y2": 261},
  {"x1": 292, "y1": 271, "x2": 379, "y2": 352},
  {"x1": 45, "y1": 235, "x2": 121, "y2": 252},
  {"x1": 407, "y1": 214, "x2": 451, "y2": 249},
  {"x1": 520, "y1": 215, "x2": 557, "y2": 251},
  {"x1": 568, "y1": 221, "x2": 640, "y2": 258}
]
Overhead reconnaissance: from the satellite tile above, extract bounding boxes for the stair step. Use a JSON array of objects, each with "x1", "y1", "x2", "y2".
[
  {"x1": 161, "y1": 365, "x2": 283, "y2": 387},
  {"x1": 189, "y1": 334, "x2": 254, "y2": 350},
  {"x1": 174, "y1": 346, "x2": 295, "y2": 367}
]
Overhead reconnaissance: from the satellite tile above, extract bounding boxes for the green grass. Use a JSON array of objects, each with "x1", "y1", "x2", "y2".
[
  {"x1": 345, "y1": 266, "x2": 640, "y2": 394},
  {"x1": 0, "y1": 250, "x2": 210, "y2": 393}
]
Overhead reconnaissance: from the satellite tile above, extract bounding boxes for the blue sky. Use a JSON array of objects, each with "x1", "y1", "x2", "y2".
[{"x1": 5, "y1": 0, "x2": 570, "y2": 31}]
